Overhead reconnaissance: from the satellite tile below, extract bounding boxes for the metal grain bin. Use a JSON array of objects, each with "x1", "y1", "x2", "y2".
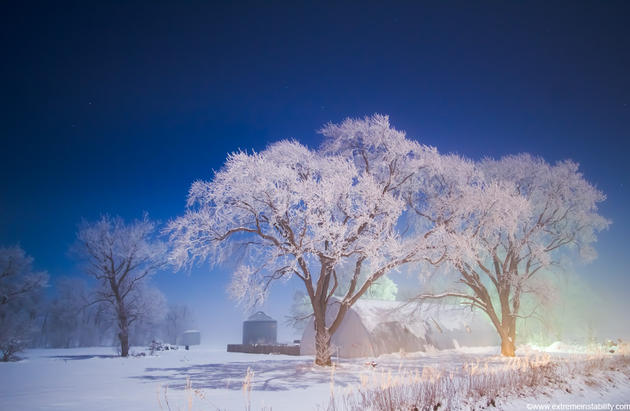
[{"x1": 242, "y1": 311, "x2": 277, "y2": 345}]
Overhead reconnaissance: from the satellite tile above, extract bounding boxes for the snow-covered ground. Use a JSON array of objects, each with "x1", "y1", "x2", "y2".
[{"x1": 1, "y1": 345, "x2": 628, "y2": 410}]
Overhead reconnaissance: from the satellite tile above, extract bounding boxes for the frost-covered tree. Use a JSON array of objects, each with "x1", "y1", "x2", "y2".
[
  {"x1": 0, "y1": 246, "x2": 48, "y2": 361},
  {"x1": 161, "y1": 304, "x2": 195, "y2": 345},
  {"x1": 168, "y1": 115, "x2": 439, "y2": 365},
  {"x1": 128, "y1": 285, "x2": 167, "y2": 346},
  {"x1": 40, "y1": 277, "x2": 97, "y2": 348},
  {"x1": 40, "y1": 278, "x2": 167, "y2": 349},
  {"x1": 74, "y1": 215, "x2": 166, "y2": 357},
  {"x1": 417, "y1": 154, "x2": 609, "y2": 356}
]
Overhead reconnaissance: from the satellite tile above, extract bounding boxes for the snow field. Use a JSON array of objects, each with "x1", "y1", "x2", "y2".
[{"x1": 1, "y1": 345, "x2": 629, "y2": 410}]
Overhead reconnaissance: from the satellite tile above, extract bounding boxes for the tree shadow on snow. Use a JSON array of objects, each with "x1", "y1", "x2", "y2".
[
  {"x1": 132, "y1": 359, "x2": 345, "y2": 391},
  {"x1": 131, "y1": 351, "x2": 507, "y2": 392},
  {"x1": 47, "y1": 354, "x2": 119, "y2": 361}
]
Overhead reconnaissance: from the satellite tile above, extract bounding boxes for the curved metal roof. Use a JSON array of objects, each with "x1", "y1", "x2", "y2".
[{"x1": 245, "y1": 311, "x2": 275, "y2": 322}]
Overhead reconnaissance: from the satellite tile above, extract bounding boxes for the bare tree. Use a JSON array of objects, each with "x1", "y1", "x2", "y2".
[
  {"x1": 40, "y1": 277, "x2": 93, "y2": 348},
  {"x1": 74, "y1": 215, "x2": 166, "y2": 357},
  {"x1": 162, "y1": 304, "x2": 195, "y2": 345},
  {"x1": 0, "y1": 246, "x2": 48, "y2": 361},
  {"x1": 128, "y1": 285, "x2": 167, "y2": 346}
]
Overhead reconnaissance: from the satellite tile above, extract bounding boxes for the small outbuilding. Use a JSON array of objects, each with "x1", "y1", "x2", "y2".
[
  {"x1": 300, "y1": 299, "x2": 498, "y2": 358},
  {"x1": 227, "y1": 311, "x2": 299, "y2": 355},
  {"x1": 242, "y1": 311, "x2": 277, "y2": 345},
  {"x1": 181, "y1": 330, "x2": 201, "y2": 349}
]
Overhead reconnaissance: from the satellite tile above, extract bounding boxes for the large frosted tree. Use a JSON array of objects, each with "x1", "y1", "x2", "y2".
[
  {"x1": 74, "y1": 215, "x2": 166, "y2": 357},
  {"x1": 168, "y1": 115, "x2": 440, "y2": 365},
  {"x1": 416, "y1": 154, "x2": 609, "y2": 356}
]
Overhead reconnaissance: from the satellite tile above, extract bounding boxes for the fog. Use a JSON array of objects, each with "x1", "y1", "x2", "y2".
[
  {"x1": 3, "y1": 227, "x2": 627, "y2": 359},
  {"x1": 159, "y1": 259, "x2": 630, "y2": 352}
]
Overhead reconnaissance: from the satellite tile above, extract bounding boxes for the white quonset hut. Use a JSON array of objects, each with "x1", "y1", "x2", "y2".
[{"x1": 300, "y1": 299, "x2": 498, "y2": 358}]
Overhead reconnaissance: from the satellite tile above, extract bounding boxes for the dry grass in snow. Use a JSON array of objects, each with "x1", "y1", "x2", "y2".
[{"x1": 321, "y1": 353, "x2": 630, "y2": 411}]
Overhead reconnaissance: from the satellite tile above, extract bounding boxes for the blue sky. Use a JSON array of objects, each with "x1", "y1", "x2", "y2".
[{"x1": 1, "y1": 1, "x2": 629, "y2": 344}]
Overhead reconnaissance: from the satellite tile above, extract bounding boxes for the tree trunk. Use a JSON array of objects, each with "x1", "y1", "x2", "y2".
[
  {"x1": 499, "y1": 314, "x2": 517, "y2": 357},
  {"x1": 314, "y1": 327, "x2": 332, "y2": 366},
  {"x1": 312, "y1": 305, "x2": 332, "y2": 366},
  {"x1": 119, "y1": 329, "x2": 129, "y2": 357},
  {"x1": 114, "y1": 288, "x2": 130, "y2": 357},
  {"x1": 118, "y1": 310, "x2": 130, "y2": 357},
  {"x1": 500, "y1": 335, "x2": 515, "y2": 356}
]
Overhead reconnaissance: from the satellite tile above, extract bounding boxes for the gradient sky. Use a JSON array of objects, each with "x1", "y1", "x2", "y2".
[{"x1": 1, "y1": 1, "x2": 629, "y2": 344}]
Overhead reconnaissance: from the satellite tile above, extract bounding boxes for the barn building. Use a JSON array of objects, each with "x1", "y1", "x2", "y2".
[{"x1": 300, "y1": 299, "x2": 498, "y2": 358}]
